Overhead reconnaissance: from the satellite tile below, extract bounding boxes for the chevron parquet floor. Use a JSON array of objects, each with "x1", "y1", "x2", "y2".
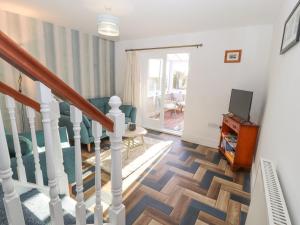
[{"x1": 123, "y1": 130, "x2": 250, "y2": 225}]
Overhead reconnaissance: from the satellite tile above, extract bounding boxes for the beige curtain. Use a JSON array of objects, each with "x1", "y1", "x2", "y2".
[
  {"x1": 123, "y1": 51, "x2": 141, "y2": 108},
  {"x1": 123, "y1": 52, "x2": 141, "y2": 107}
]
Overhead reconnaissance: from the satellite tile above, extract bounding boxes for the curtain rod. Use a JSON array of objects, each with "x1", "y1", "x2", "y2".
[{"x1": 125, "y1": 43, "x2": 203, "y2": 52}]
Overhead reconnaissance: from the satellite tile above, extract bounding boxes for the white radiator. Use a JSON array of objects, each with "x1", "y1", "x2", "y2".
[{"x1": 246, "y1": 159, "x2": 292, "y2": 225}]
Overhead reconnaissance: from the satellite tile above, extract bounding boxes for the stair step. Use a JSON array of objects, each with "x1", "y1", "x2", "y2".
[{"x1": 0, "y1": 183, "x2": 95, "y2": 225}]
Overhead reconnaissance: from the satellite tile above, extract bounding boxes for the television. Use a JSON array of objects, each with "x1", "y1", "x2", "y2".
[{"x1": 229, "y1": 89, "x2": 253, "y2": 121}]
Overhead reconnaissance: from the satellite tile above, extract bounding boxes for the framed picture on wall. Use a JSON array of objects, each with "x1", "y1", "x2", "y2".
[
  {"x1": 224, "y1": 50, "x2": 242, "y2": 63},
  {"x1": 280, "y1": 0, "x2": 300, "y2": 54}
]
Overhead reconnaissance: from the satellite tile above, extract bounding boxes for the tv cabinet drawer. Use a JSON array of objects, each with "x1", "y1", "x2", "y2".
[{"x1": 224, "y1": 117, "x2": 240, "y2": 132}]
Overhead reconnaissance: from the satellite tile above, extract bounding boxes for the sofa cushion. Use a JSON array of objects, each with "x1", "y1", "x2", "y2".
[
  {"x1": 21, "y1": 130, "x2": 45, "y2": 147},
  {"x1": 83, "y1": 115, "x2": 93, "y2": 138},
  {"x1": 20, "y1": 127, "x2": 69, "y2": 148},
  {"x1": 89, "y1": 98, "x2": 109, "y2": 114},
  {"x1": 11, "y1": 146, "x2": 76, "y2": 185},
  {"x1": 120, "y1": 105, "x2": 133, "y2": 118},
  {"x1": 82, "y1": 115, "x2": 91, "y2": 129},
  {"x1": 104, "y1": 103, "x2": 110, "y2": 114},
  {"x1": 6, "y1": 134, "x2": 33, "y2": 158},
  {"x1": 59, "y1": 102, "x2": 71, "y2": 116}
]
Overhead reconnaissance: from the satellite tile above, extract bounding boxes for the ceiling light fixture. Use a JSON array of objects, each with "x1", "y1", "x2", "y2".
[{"x1": 97, "y1": 8, "x2": 119, "y2": 37}]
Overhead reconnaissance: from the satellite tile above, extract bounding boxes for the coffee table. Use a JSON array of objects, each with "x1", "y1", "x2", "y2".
[{"x1": 123, "y1": 127, "x2": 148, "y2": 159}]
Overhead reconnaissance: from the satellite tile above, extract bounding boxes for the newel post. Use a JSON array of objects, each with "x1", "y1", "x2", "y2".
[
  {"x1": 107, "y1": 96, "x2": 125, "y2": 225},
  {"x1": 36, "y1": 82, "x2": 64, "y2": 225},
  {"x1": 0, "y1": 107, "x2": 25, "y2": 225},
  {"x1": 51, "y1": 99, "x2": 69, "y2": 195}
]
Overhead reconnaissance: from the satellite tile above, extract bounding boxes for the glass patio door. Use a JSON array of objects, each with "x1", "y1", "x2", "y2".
[
  {"x1": 140, "y1": 51, "x2": 190, "y2": 134},
  {"x1": 140, "y1": 52, "x2": 166, "y2": 131}
]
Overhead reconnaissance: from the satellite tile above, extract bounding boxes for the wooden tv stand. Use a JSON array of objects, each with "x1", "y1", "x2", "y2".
[{"x1": 218, "y1": 114, "x2": 259, "y2": 171}]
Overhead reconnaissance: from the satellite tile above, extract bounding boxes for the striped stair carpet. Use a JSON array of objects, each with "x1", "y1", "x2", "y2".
[{"x1": 0, "y1": 184, "x2": 95, "y2": 225}]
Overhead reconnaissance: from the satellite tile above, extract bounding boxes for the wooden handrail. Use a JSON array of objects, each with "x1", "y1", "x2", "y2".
[
  {"x1": 0, "y1": 31, "x2": 114, "y2": 131},
  {"x1": 0, "y1": 82, "x2": 40, "y2": 112}
]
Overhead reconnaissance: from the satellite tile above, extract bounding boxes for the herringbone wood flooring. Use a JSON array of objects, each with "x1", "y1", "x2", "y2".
[{"x1": 123, "y1": 131, "x2": 250, "y2": 225}]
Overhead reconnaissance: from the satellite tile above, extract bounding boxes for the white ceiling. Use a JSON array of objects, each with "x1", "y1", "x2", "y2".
[{"x1": 0, "y1": 0, "x2": 282, "y2": 40}]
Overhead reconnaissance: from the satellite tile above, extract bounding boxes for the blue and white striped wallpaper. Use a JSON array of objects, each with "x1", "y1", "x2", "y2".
[
  {"x1": 0, "y1": 10, "x2": 115, "y2": 99},
  {"x1": 0, "y1": 10, "x2": 115, "y2": 130}
]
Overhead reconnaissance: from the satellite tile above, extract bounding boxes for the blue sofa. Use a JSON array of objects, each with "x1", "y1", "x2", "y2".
[
  {"x1": 7, "y1": 127, "x2": 76, "y2": 185},
  {"x1": 58, "y1": 97, "x2": 137, "y2": 150}
]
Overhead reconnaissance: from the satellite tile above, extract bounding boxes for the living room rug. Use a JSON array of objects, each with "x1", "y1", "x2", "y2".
[{"x1": 85, "y1": 136, "x2": 173, "y2": 179}]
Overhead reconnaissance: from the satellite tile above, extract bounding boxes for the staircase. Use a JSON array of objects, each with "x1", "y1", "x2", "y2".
[
  {"x1": 0, "y1": 31, "x2": 126, "y2": 225},
  {"x1": 0, "y1": 183, "x2": 97, "y2": 225}
]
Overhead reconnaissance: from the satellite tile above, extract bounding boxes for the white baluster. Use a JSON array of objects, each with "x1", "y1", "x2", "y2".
[
  {"x1": 5, "y1": 95, "x2": 27, "y2": 182},
  {"x1": 92, "y1": 121, "x2": 103, "y2": 225},
  {"x1": 26, "y1": 106, "x2": 44, "y2": 186},
  {"x1": 107, "y1": 96, "x2": 125, "y2": 225},
  {"x1": 36, "y1": 82, "x2": 64, "y2": 225},
  {"x1": 0, "y1": 108, "x2": 26, "y2": 225},
  {"x1": 51, "y1": 99, "x2": 69, "y2": 195},
  {"x1": 70, "y1": 106, "x2": 86, "y2": 225}
]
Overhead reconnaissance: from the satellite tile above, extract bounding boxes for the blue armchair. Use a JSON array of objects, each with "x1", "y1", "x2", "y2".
[{"x1": 58, "y1": 97, "x2": 137, "y2": 151}]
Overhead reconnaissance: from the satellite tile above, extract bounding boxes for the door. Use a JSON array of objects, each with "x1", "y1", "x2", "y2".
[
  {"x1": 140, "y1": 51, "x2": 190, "y2": 134},
  {"x1": 140, "y1": 52, "x2": 166, "y2": 131}
]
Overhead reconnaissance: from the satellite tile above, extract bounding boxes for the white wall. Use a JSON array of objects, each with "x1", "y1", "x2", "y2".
[
  {"x1": 253, "y1": 0, "x2": 300, "y2": 223},
  {"x1": 115, "y1": 25, "x2": 273, "y2": 147}
]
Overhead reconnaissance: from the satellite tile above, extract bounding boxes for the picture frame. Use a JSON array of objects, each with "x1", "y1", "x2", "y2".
[
  {"x1": 224, "y1": 49, "x2": 242, "y2": 63},
  {"x1": 280, "y1": 0, "x2": 300, "y2": 54}
]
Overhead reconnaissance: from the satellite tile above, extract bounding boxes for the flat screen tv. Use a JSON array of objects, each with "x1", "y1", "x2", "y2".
[{"x1": 229, "y1": 89, "x2": 253, "y2": 121}]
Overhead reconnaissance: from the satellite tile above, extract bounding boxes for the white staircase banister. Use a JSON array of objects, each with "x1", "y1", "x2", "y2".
[
  {"x1": 51, "y1": 98, "x2": 69, "y2": 195},
  {"x1": 0, "y1": 31, "x2": 114, "y2": 132},
  {"x1": 37, "y1": 82, "x2": 64, "y2": 225},
  {"x1": 70, "y1": 105, "x2": 87, "y2": 225},
  {"x1": 107, "y1": 96, "x2": 126, "y2": 225},
  {"x1": 0, "y1": 81, "x2": 40, "y2": 112},
  {"x1": 0, "y1": 31, "x2": 132, "y2": 225},
  {"x1": 0, "y1": 106, "x2": 25, "y2": 225},
  {"x1": 26, "y1": 106, "x2": 44, "y2": 186},
  {"x1": 92, "y1": 121, "x2": 103, "y2": 225},
  {"x1": 5, "y1": 95, "x2": 27, "y2": 182}
]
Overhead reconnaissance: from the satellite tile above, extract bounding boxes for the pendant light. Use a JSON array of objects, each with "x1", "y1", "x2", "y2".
[{"x1": 97, "y1": 7, "x2": 119, "y2": 37}]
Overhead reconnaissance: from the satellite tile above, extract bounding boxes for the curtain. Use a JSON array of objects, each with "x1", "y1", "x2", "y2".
[{"x1": 123, "y1": 51, "x2": 141, "y2": 108}]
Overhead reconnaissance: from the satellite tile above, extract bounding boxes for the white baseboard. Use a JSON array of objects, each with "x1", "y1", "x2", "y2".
[
  {"x1": 181, "y1": 135, "x2": 219, "y2": 148},
  {"x1": 142, "y1": 126, "x2": 219, "y2": 149}
]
